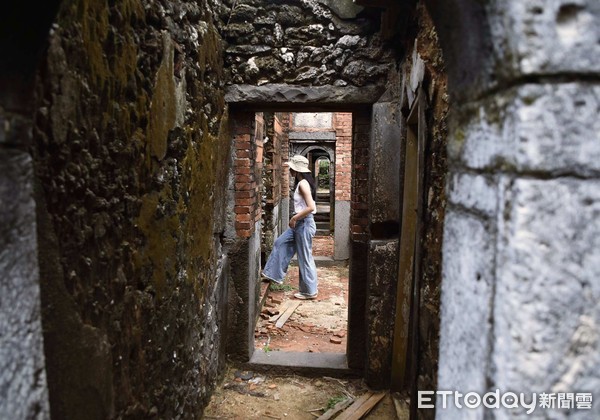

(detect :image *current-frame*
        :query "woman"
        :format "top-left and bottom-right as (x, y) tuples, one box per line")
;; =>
(262, 155), (318, 300)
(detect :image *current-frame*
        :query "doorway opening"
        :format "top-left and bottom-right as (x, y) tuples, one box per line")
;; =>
(226, 105), (369, 375)
(256, 111), (351, 357)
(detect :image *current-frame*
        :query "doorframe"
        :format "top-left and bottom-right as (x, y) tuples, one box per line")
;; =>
(224, 88), (377, 374)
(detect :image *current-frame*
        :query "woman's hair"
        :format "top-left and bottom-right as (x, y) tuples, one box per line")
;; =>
(295, 171), (317, 201)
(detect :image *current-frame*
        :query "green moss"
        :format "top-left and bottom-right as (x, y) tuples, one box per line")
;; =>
(56, 0), (145, 139)
(136, 192), (179, 297)
(179, 108), (230, 300)
(198, 24), (225, 81)
(453, 128), (465, 144)
(78, 0), (110, 90)
(146, 34), (177, 161)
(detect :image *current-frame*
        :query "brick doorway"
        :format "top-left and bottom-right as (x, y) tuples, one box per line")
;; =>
(225, 103), (372, 376)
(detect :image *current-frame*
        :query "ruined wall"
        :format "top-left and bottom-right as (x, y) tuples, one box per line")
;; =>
(261, 112), (287, 259)
(227, 110), (263, 360)
(333, 113), (352, 202)
(347, 108), (371, 370)
(32, 0), (231, 417)
(426, 0), (600, 417)
(221, 0), (394, 88)
(0, 3), (60, 417)
(333, 113), (352, 260)
(361, 0), (447, 399)
(409, 5), (448, 418)
(0, 135), (50, 420)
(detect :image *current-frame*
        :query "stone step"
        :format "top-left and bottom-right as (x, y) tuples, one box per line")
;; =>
(290, 255), (348, 267)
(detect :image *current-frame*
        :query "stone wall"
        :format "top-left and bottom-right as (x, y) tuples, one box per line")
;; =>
(31, 0), (231, 417)
(428, 0), (600, 417)
(411, 6), (448, 418)
(0, 150), (50, 419)
(0, 2), (60, 418)
(220, 0), (394, 87)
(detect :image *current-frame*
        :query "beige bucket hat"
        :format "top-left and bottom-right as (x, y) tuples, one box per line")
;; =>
(285, 155), (310, 173)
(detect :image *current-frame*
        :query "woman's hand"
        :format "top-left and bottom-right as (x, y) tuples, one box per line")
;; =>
(289, 216), (298, 229)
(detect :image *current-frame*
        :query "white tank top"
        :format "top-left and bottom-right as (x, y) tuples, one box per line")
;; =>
(294, 179), (317, 214)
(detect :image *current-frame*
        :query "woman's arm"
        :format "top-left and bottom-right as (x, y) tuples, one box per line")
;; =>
(289, 179), (316, 228)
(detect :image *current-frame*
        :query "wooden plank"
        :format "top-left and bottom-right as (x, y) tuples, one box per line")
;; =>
(269, 300), (292, 322)
(391, 103), (419, 389)
(393, 394), (410, 420)
(408, 86), (427, 419)
(316, 398), (353, 420)
(275, 301), (301, 328)
(336, 392), (386, 420)
(350, 393), (386, 419)
(333, 392), (373, 420)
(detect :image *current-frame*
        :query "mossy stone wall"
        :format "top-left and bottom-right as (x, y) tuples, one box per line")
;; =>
(33, 0), (231, 417)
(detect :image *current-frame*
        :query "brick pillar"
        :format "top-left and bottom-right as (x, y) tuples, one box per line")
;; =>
(351, 112), (371, 243)
(347, 108), (371, 370)
(333, 112), (352, 260)
(233, 112), (260, 238)
(334, 113), (352, 202)
(228, 111), (263, 361)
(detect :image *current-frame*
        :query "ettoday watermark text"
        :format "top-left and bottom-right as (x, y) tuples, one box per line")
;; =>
(418, 390), (593, 414)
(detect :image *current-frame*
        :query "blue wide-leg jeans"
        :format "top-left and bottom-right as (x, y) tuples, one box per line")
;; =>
(262, 215), (318, 296)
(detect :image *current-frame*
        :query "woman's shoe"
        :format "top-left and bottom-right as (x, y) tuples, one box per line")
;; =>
(293, 292), (317, 300)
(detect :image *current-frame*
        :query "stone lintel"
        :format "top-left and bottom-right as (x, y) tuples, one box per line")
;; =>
(289, 131), (337, 140)
(225, 84), (384, 108)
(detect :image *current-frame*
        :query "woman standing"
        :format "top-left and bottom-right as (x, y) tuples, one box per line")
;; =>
(262, 155), (318, 300)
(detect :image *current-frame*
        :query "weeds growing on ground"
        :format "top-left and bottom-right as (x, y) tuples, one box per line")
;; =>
(269, 282), (294, 292)
(326, 395), (347, 410)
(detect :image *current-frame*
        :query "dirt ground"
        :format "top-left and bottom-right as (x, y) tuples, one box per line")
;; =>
(204, 366), (404, 419)
(205, 238), (407, 419)
(255, 264), (348, 353)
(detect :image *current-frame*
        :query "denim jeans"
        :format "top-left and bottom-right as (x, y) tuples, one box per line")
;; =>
(262, 215), (318, 295)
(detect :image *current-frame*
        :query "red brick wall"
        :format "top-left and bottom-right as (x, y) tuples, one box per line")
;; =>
(279, 113), (290, 195)
(333, 113), (352, 201)
(233, 111), (261, 238)
(268, 113), (287, 205)
(351, 110), (370, 242)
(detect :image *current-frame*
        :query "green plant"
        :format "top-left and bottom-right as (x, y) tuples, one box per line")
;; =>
(269, 282), (294, 292)
(326, 395), (347, 410)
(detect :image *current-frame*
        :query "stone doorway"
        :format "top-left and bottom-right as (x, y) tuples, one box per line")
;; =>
(225, 87), (376, 376)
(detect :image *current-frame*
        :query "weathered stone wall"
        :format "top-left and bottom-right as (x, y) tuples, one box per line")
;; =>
(0, 3), (60, 417)
(0, 150), (50, 419)
(428, 0), (600, 417)
(32, 0), (231, 417)
(220, 0), (394, 87)
(411, 6), (448, 418)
